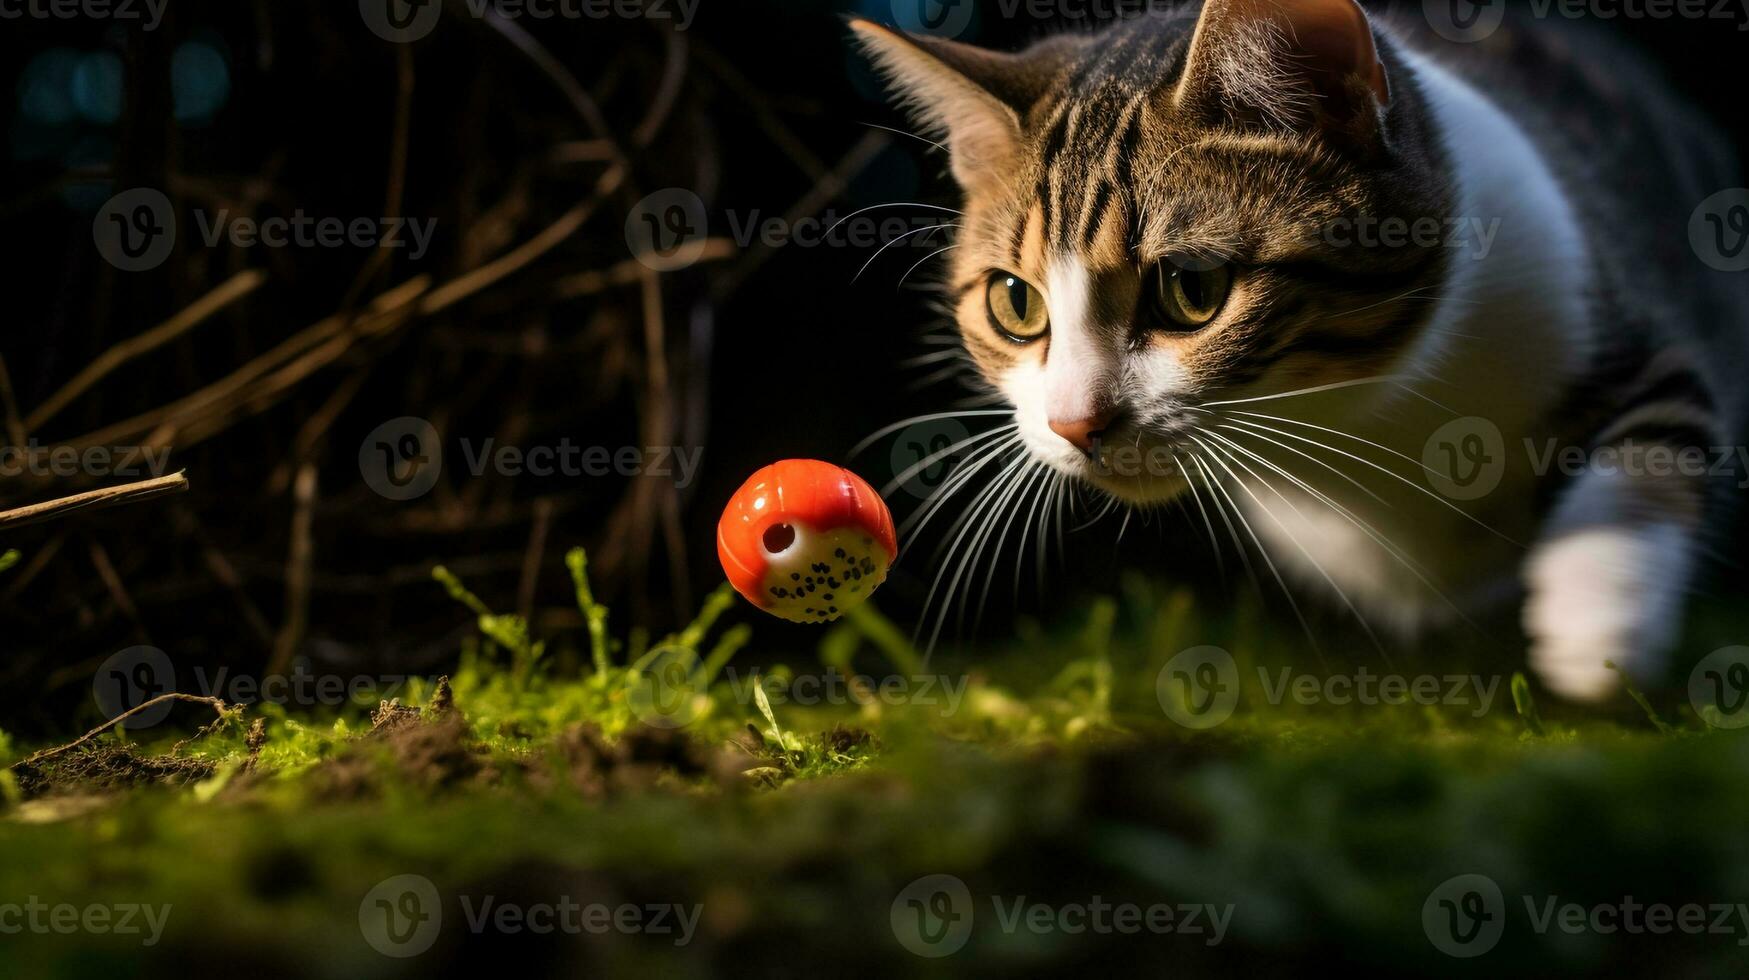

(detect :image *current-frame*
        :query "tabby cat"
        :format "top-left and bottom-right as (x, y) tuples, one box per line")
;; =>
(852, 0), (1749, 699)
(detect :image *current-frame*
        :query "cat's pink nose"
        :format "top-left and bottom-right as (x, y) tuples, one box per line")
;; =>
(1049, 412), (1114, 454)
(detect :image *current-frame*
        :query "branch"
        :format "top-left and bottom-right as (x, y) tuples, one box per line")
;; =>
(0, 471), (190, 531)
(11, 693), (231, 770)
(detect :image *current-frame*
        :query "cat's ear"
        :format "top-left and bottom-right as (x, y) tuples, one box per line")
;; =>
(850, 19), (1056, 196)
(1174, 0), (1390, 140)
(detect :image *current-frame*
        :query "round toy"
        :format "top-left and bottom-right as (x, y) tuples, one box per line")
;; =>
(717, 460), (898, 623)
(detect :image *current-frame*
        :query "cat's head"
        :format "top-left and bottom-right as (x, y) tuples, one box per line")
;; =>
(853, 0), (1451, 504)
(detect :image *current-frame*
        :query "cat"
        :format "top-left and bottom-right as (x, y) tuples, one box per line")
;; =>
(851, 0), (1749, 700)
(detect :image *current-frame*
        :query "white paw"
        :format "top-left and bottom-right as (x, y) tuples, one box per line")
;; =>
(1523, 524), (1689, 702)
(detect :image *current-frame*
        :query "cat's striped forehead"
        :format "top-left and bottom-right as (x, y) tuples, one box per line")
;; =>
(959, 18), (1375, 291)
(944, 12), (1447, 397)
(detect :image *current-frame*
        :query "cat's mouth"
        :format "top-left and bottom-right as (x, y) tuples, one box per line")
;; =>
(1028, 423), (1196, 505)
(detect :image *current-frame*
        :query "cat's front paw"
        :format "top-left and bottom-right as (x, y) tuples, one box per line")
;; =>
(1522, 525), (1688, 702)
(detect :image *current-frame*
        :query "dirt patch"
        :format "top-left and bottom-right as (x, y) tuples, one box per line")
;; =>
(553, 723), (751, 797)
(312, 713), (489, 801)
(10, 743), (216, 800)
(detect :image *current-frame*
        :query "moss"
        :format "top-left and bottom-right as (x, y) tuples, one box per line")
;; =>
(2, 554), (1744, 977)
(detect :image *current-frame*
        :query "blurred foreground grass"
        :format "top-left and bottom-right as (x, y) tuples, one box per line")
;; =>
(3, 549), (1746, 979)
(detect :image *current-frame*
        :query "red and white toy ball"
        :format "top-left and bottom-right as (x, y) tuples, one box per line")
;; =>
(717, 460), (898, 623)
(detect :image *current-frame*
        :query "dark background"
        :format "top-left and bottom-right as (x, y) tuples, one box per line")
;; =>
(1, 0), (1745, 736)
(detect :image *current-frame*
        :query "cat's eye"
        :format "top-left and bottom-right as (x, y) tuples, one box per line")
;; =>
(1152, 259), (1232, 330)
(985, 272), (1049, 343)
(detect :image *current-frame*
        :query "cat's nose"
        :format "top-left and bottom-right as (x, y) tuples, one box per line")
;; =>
(1049, 411), (1115, 454)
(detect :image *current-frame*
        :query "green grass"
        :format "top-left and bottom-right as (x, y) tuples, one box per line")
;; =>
(3, 549), (1746, 978)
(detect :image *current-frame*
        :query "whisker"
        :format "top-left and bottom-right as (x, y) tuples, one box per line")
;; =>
(856, 121), (949, 154)
(1013, 462), (1053, 604)
(976, 461), (1049, 633)
(1174, 450), (1228, 580)
(1211, 421), (1389, 507)
(1193, 374), (1408, 409)
(1195, 434), (1385, 658)
(1209, 426), (1475, 631)
(824, 201), (963, 239)
(959, 456), (1041, 637)
(880, 423), (1017, 497)
(1070, 491), (1120, 533)
(1219, 414), (1524, 547)
(899, 348), (971, 368)
(853, 223), (959, 283)
(1188, 449), (1318, 656)
(918, 450), (1032, 656)
(902, 434), (1023, 540)
(849, 410), (1014, 459)
(901, 245), (961, 288)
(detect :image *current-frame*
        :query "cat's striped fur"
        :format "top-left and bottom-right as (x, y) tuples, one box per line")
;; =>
(853, 0), (1748, 699)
